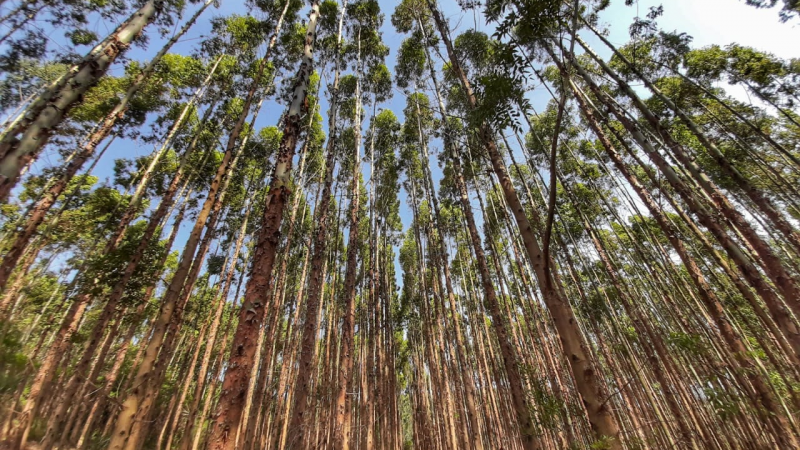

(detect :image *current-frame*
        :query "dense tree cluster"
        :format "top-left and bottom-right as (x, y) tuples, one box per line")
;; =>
(0, 0), (798, 449)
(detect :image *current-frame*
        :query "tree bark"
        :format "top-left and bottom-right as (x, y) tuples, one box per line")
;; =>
(0, 0), (160, 200)
(208, 3), (320, 448)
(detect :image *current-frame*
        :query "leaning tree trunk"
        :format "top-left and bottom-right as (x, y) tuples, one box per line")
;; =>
(121, 94), (256, 450)
(0, 0), (161, 200)
(425, 2), (621, 447)
(103, 60), (222, 255)
(10, 292), (89, 450)
(105, 94), (252, 450)
(178, 199), (251, 450)
(73, 203), (185, 449)
(569, 37), (800, 309)
(0, 22), (220, 291)
(566, 59), (799, 448)
(37, 69), (220, 450)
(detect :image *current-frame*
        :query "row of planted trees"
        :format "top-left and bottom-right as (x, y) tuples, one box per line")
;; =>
(0, 0), (799, 449)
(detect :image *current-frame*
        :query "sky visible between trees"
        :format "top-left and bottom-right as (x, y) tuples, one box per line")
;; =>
(0, 0), (799, 449)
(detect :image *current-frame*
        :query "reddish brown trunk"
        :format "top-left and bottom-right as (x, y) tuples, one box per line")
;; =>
(0, 242), (40, 317)
(570, 37), (800, 311)
(285, 4), (343, 442)
(0, 1), (159, 200)
(179, 204), (251, 450)
(209, 4), (319, 448)
(448, 149), (539, 449)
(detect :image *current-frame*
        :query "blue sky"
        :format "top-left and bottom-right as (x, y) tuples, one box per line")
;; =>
(7, 0), (797, 283)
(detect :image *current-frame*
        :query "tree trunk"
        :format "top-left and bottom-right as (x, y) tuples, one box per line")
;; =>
(425, 2), (621, 447)
(285, 2), (346, 445)
(208, 2), (320, 448)
(567, 67), (799, 448)
(0, 0), (160, 200)
(10, 292), (89, 450)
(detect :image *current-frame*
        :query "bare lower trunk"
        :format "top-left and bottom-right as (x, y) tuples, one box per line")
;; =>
(11, 293), (89, 450)
(426, 2), (619, 446)
(208, 3), (319, 448)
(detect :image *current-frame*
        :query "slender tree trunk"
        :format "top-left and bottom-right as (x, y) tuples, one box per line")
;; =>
(285, 2), (345, 445)
(416, 50), (484, 448)
(208, 3), (320, 448)
(103, 59), (222, 253)
(569, 37), (800, 309)
(178, 202), (252, 450)
(0, 241), (40, 317)
(10, 292), (89, 450)
(106, 97), (249, 450)
(0, 40), (220, 293)
(567, 68), (799, 448)
(161, 322), (209, 450)
(0, 0), (161, 200)
(333, 25), (365, 450)
(427, 2), (620, 446)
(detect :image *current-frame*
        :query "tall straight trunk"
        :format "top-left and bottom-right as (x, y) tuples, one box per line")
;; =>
(58, 306), (127, 447)
(123, 105), (253, 450)
(242, 150), (314, 450)
(286, 1), (346, 445)
(333, 26), (364, 450)
(241, 92), (318, 450)
(10, 291), (89, 450)
(75, 307), (143, 449)
(160, 321), (209, 450)
(425, 2), (620, 447)
(0, 0), (161, 200)
(406, 173), (459, 450)
(106, 78), (259, 450)
(365, 110), (381, 450)
(189, 257), (248, 450)
(208, 3), (320, 449)
(39, 93), (218, 450)
(74, 201), (184, 446)
(179, 202), (252, 450)
(104, 62), (222, 254)
(417, 46), (484, 448)
(0, 45), (221, 291)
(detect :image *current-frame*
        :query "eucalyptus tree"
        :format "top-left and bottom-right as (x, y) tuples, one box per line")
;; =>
(2, 180), (149, 450)
(410, 0), (624, 447)
(0, 0), (216, 297)
(331, 3), (390, 447)
(553, 43), (800, 450)
(0, 0), (191, 201)
(1, 1), (799, 449)
(283, 0), (352, 445)
(368, 108), (403, 449)
(208, 0), (324, 448)
(103, 10), (286, 449)
(0, 50), (210, 290)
